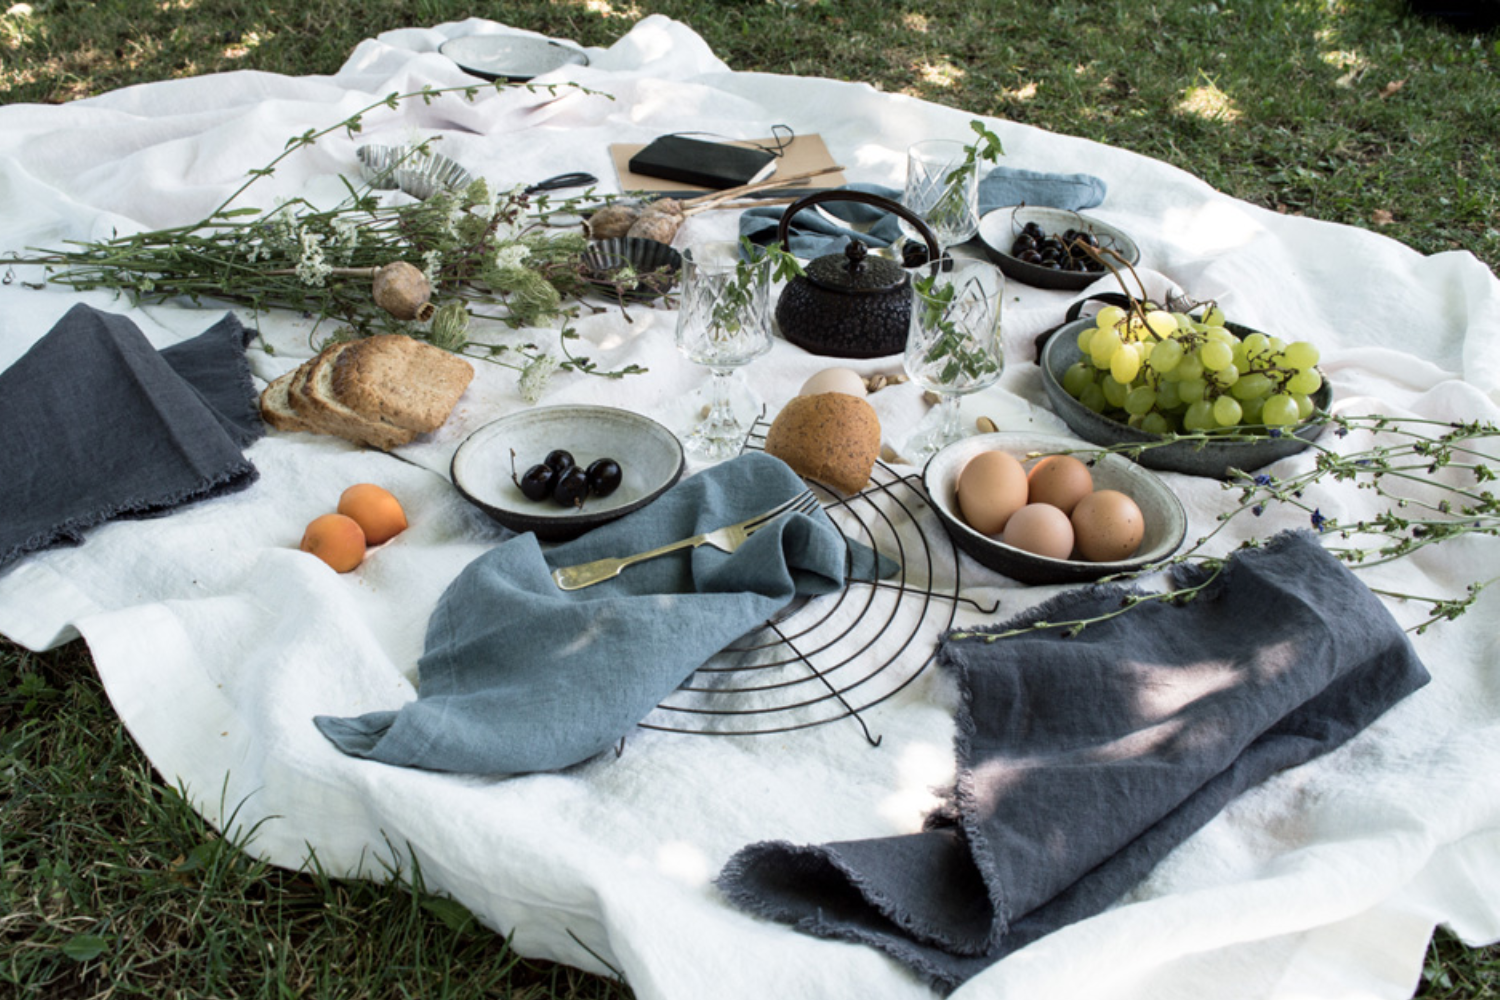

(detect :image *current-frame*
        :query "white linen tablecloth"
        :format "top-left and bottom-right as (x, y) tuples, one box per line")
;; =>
(3, 16), (1498, 1000)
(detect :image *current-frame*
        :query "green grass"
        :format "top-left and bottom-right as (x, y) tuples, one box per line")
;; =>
(2, 0), (1499, 996)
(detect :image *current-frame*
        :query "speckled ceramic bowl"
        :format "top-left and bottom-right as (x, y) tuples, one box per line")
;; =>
(452, 406), (684, 542)
(923, 432), (1187, 585)
(978, 206), (1140, 291)
(1039, 317), (1332, 479)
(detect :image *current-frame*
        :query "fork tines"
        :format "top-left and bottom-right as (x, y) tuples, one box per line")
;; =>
(745, 489), (821, 535)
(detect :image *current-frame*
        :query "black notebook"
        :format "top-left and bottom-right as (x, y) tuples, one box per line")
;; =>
(627, 135), (778, 190)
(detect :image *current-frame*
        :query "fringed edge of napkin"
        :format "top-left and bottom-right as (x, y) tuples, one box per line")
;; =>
(716, 840), (983, 990)
(0, 460), (259, 573)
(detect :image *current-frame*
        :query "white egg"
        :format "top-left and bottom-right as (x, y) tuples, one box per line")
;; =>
(798, 367), (868, 398)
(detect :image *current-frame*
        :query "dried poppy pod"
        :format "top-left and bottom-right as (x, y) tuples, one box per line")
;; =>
(586, 202), (643, 240)
(372, 261), (435, 322)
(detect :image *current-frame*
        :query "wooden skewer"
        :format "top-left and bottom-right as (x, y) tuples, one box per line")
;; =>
(682, 196), (800, 216)
(681, 165), (846, 209)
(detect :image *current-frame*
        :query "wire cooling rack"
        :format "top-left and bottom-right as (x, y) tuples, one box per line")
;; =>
(638, 414), (995, 745)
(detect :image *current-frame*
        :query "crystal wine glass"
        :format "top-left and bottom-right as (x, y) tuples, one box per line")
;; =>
(902, 258), (1005, 459)
(674, 240), (774, 460)
(902, 139), (980, 256)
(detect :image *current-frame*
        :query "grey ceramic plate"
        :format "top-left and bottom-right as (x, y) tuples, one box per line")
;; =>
(1039, 317), (1332, 479)
(451, 406), (684, 542)
(978, 205), (1139, 291)
(439, 35), (589, 82)
(923, 432), (1187, 585)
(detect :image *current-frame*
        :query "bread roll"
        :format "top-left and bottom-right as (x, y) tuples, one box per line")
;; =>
(764, 392), (881, 495)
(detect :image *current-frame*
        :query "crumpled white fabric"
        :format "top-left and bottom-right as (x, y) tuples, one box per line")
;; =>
(2, 15), (1498, 1000)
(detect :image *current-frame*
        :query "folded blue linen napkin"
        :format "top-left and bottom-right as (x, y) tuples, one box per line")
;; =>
(718, 531), (1430, 994)
(0, 304), (263, 573)
(316, 452), (892, 775)
(740, 168), (1107, 259)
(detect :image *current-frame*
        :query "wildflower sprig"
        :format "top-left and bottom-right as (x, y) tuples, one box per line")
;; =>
(910, 269), (1002, 384)
(8, 80), (648, 391)
(927, 119), (1004, 229)
(949, 413), (1500, 642)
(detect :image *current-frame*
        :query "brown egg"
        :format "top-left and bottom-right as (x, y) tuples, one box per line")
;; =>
(1001, 503), (1076, 560)
(957, 451), (1029, 536)
(1071, 489), (1145, 562)
(1026, 454), (1094, 516)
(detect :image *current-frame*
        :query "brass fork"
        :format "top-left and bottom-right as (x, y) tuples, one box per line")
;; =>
(551, 489), (821, 591)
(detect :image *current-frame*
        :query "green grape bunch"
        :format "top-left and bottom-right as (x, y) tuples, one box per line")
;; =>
(1060, 303), (1324, 435)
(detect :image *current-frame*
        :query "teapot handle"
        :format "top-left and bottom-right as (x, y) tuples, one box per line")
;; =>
(774, 189), (942, 264)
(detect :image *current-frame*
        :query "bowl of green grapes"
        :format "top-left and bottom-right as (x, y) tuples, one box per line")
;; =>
(1039, 303), (1332, 478)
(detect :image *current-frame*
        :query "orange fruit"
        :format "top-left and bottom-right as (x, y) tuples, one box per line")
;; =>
(337, 484), (408, 545)
(300, 513), (367, 573)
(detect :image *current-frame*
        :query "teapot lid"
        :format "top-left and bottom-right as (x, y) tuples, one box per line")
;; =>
(805, 240), (908, 296)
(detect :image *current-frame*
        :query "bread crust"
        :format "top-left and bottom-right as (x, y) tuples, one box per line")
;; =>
(262, 335), (474, 451)
(764, 392), (882, 495)
(259, 365), (317, 432)
(294, 342), (417, 451)
(330, 334), (473, 434)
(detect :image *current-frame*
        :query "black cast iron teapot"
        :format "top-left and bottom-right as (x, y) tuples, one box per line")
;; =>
(774, 190), (941, 359)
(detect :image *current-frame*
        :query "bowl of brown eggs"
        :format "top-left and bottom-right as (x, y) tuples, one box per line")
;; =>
(923, 432), (1187, 585)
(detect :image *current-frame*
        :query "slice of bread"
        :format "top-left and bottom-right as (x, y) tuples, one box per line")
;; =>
(260, 335), (475, 451)
(259, 364), (317, 432)
(294, 341), (418, 452)
(330, 334), (474, 434)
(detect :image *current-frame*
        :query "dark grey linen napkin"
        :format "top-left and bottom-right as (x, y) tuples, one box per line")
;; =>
(0, 304), (263, 573)
(316, 452), (891, 775)
(740, 170), (1108, 259)
(718, 531), (1430, 994)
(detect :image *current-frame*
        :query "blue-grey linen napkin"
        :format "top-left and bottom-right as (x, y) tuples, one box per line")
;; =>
(739, 169), (1108, 259)
(0, 304), (263, 573)
(718, 531), (1430, 994)
(316, 452), (892, 775)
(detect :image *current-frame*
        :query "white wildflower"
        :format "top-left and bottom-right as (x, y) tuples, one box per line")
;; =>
(294, 227), (331, 286)
(518, 353), (559, 403)
(331, 217), (358, 246)
(494, 242), (530, 270)
(421, 249), (443, 281)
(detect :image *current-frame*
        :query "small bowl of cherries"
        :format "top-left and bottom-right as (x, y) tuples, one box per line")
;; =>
(451, 406), (685, 541)
(977, 205), (1140, 291)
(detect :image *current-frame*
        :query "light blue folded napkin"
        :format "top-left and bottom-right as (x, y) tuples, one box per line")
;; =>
(740, 169), (1107, 259)
(315, 452), (892, 775)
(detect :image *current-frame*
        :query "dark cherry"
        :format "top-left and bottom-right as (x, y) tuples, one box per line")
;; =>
(552, 467), (591, 508)
(518, 463), (556, 502)
(586, 458), (623, 498)
(544, 449), (575, 476)
(1018, 249), (1044, 264)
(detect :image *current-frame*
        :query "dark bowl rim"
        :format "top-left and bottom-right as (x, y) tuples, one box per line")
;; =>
(1038, 316), (1332, 477)
(921, 432), (1189, 585)
(978, 206), (1141, 291)
(449, 405), (685, 542)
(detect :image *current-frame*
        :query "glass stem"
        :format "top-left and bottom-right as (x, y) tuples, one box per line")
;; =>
(936, 393), (964, 443)
(703, 369), (738, 437)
